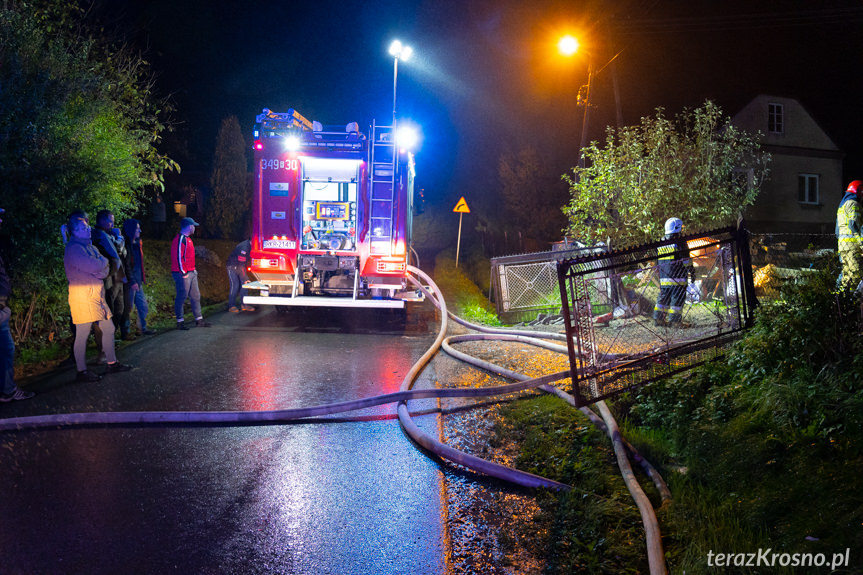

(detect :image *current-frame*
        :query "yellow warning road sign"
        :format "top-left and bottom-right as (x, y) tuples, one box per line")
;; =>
(453, 197), (470, 213)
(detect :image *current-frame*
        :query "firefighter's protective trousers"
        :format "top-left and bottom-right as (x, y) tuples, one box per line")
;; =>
(837, 197), (863, 291)
(654, 238), (692, 324)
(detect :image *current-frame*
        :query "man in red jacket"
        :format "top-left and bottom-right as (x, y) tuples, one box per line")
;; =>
(171, 217), (211, 330)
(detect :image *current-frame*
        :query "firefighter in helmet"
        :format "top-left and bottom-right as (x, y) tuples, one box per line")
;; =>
(653, 217), (693, 327)
(836, 180), (863, 292)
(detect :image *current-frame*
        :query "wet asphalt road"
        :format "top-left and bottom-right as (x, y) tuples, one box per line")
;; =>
(0, 307), (446, 574)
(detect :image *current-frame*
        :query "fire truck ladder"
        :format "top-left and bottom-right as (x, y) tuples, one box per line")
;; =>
(369, 122), (396, 257)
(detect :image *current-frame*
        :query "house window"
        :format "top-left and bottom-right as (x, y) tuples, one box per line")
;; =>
(798, 174), (819, 205)
(768, 103), (784, 134)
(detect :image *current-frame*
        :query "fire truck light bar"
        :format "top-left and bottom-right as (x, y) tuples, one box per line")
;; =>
(302, 140), (364, 150)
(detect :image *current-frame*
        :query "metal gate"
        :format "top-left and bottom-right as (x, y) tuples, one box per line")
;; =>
(557, 226), (758, 407)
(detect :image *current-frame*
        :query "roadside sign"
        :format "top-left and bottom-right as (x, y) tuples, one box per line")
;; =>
(453, 197), (470, 213)
(453, 197), (471, 267)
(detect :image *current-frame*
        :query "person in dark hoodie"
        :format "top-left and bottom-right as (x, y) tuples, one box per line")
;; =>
(226, 239), (255, 313)
(121, 218), (154, 337)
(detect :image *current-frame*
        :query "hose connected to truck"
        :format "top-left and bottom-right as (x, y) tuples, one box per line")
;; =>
(0, 265), (669, 573)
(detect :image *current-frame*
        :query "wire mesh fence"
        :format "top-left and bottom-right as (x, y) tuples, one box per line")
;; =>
(557, 226), (758, 407)
(748, 232), (835, 301)
(490, 245), (603, 324)
(488, 226), (841, 406)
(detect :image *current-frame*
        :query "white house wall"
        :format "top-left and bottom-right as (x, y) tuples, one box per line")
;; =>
(732, 95), (844, 242)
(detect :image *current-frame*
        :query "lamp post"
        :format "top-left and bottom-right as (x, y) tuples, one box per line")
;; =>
(558, 35), (623, 169)
(558, 35), (592, 169)
(388, 40), (413, 128)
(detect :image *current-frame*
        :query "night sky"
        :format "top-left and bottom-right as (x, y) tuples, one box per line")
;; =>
(111, 0), (863, 212)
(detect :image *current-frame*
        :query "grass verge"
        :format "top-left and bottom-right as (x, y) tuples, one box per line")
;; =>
(431, 252), (502, 326)
(489, 261), (863, 573)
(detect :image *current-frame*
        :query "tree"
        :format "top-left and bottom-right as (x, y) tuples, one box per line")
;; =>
(0, 2), (176, 341)
(206, 116), (249, 239)
(498, 145), (569, 243)
(562, 101), (770, 247)
(0, 2), (176, 271)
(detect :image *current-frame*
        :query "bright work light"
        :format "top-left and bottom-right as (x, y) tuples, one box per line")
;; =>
(396, 126), (418, 150)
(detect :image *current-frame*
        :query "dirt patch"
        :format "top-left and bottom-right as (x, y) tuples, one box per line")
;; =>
(432, 322), (570, 574)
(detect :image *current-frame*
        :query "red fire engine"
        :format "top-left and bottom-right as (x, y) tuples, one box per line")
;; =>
(244, 108), (417, 308)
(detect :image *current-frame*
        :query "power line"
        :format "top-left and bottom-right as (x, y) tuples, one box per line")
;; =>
(617, 7), (863, 34)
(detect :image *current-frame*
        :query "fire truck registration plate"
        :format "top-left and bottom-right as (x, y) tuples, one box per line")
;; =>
(263, 239), (296, 249)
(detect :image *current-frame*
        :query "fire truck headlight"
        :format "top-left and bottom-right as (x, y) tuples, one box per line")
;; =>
(285, 136), (301, 151)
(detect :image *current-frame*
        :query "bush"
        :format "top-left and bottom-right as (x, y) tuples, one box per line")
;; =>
(621, 259), (863, 568)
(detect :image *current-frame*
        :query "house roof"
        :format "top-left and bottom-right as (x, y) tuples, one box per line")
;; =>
(731, 95), (840, 152)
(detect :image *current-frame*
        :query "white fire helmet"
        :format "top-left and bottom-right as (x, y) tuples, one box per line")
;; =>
(664, 217), (683, 235)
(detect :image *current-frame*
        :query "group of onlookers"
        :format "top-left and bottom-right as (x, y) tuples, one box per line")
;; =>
(62, 210), (135, 382)
(0, 200), (258, 403)
(61, 211), (221, 381)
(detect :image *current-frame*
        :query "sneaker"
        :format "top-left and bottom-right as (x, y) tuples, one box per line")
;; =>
(177, 322), (190, 331)
(228, 306), (240, 313)
(195, 319), (212, 328)
(241, 306), (256, 312)
(105, 362), (133, 374)
(0, 388), (35, 402)
(141, 329), (156, 336)
(76, 370), (102, 383)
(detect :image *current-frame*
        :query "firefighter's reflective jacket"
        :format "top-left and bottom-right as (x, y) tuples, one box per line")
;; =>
(657, 234), (693, 287)
(836, 193), (862, 252)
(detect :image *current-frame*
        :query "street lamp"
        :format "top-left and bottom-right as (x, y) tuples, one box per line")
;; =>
(389, 40), (413, 128)
(558, 35), (593, 168)
(557, 34), (579, 57)
(558, 34), (625, 167)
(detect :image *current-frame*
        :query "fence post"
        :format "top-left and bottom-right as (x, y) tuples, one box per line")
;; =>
(735, 219), (759, 327)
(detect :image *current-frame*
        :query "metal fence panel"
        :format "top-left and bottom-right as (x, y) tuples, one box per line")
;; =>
(557, 226), (758, 407)
(491, 246), (600, 324)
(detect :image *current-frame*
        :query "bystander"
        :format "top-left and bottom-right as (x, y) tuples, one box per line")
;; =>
(171, 217), (211, 330)
(0, 207), (35, 402)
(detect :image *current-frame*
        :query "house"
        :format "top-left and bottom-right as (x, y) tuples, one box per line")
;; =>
(731, 95), (844, 246)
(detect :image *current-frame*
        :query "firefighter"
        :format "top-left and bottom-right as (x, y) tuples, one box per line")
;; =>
(836, 180), (863, 292)
(653, 217), (693, 327)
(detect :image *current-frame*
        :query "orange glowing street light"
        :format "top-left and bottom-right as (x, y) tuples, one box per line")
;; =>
(557, 34), (580, 57)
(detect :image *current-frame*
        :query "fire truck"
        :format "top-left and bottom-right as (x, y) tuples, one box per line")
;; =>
(243, 108), (418, 309)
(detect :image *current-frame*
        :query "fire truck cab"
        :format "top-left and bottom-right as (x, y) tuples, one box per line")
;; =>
(244, 108), (417, 308)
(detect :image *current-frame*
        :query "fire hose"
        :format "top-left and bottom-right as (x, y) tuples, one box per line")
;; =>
(405, 266), (668, 575)
(0, 264), (669, 572)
